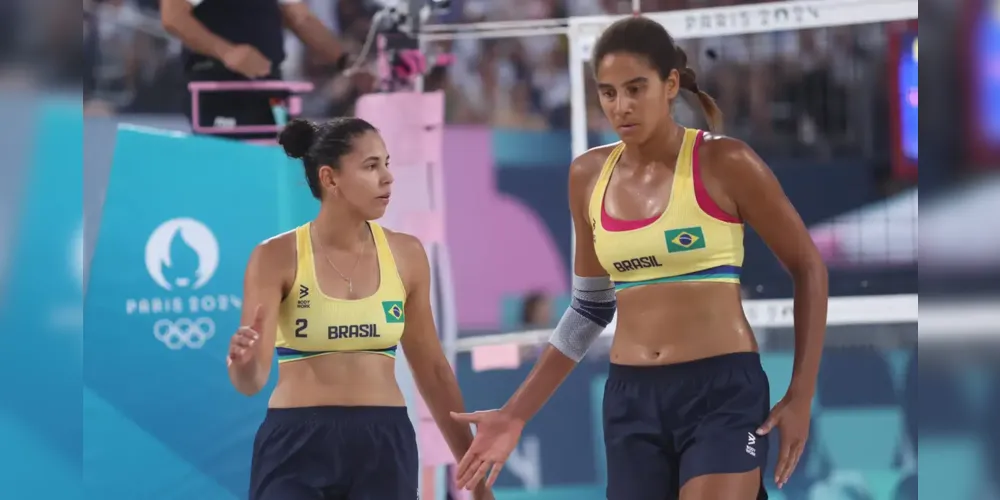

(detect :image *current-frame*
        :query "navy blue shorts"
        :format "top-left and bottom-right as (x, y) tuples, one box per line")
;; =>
(603, 352), (770, 500)
(249, 406), (418, 500)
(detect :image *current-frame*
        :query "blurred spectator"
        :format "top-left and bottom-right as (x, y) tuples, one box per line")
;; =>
(520, 291), (554, 329)
(85, 0), (188, 114)
(159, 0), (346, 137)
(518, 291), (554, 361)
(89, 0), (145, 110)
(84, 0), (900, 161)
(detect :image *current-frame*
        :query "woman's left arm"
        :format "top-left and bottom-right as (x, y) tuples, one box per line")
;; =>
(714, 138), (828, 396)
(709, 137), (828, 488)
(395, 234), (476, 460)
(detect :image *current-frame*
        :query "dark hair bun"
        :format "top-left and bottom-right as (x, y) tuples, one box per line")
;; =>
(279, 119), (316, 159)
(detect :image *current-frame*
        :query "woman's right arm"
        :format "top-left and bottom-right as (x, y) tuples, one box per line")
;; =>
(228, 238), (286, 395)
(499, 153), (614, 424)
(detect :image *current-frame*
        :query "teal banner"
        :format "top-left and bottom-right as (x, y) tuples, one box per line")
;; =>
(83, 128), (313, 498)
(0, 99), (83, 498)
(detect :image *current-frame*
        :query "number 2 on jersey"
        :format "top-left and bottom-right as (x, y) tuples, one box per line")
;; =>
(295, 318), (308, 337)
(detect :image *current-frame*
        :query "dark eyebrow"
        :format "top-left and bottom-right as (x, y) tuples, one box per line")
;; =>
(364, 155), (382, 163)
(597, 76), (649, 89)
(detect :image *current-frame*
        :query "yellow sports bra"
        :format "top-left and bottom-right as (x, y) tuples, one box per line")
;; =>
(275, 222), (406, 363)
(589, 128), (744, 291)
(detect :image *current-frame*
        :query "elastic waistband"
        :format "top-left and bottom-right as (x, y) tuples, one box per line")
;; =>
(609, 351), (760, 382)
(264, 406), (409, 425)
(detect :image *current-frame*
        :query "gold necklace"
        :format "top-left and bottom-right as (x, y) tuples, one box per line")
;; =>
(311, 224), (368, 294)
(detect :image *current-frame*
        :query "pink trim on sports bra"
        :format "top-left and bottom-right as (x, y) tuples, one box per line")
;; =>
(601, 199), (660, 232)
(692, 131), (742, 224)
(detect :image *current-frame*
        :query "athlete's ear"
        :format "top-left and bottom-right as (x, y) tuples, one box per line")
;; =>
(664, 68), (680, 100)
(317, 164), (338, 193)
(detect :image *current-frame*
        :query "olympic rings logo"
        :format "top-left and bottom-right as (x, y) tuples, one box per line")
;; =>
(153, 317), (216, 350)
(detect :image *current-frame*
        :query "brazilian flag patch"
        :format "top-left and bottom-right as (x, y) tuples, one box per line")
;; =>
(381, 301), (405, 323)
(664, 227), (706, 253)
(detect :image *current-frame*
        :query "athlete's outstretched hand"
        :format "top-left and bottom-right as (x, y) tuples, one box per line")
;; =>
(451, 410), (525, 490)
(227, 305), (263, 369)
(756, 392), (812, 489)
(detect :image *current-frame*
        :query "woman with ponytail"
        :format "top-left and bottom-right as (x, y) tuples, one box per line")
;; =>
(451, 15), (828, 500)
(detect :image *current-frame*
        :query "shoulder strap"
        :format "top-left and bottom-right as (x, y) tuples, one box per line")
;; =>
(588, 142), (626, 228)
(368, 222), (390, 254)
(674, 129), (699, 180)
(295, 223), (313, 267)
(367, 222), (405, 292)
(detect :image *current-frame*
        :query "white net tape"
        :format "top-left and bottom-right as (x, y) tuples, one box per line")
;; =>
(454, 294), (1000, 352)
(455, 295), (914, 352)
(569, 0), (919, 61)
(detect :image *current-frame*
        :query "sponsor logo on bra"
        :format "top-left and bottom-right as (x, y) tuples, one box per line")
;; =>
(297, 285), (310, 309)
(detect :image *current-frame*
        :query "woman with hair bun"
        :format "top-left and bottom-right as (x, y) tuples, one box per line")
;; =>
(226, 117), (492, 500)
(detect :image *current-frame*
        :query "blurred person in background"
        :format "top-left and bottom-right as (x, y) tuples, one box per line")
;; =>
(518, 292), (554, 361)
(520, 292), (554, 330)
(311, 0), (380, 116)
(85, 0), (189, 115)
(87, 0), (147, 112)
(159, 0), (348, 137)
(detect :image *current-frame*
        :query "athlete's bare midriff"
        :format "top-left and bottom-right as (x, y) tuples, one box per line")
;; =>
(269, 353), (406, 408)
(609, 282), (757, 366)
(580, 143), (757, 367)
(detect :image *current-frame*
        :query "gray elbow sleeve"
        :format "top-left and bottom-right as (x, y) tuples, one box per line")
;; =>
(548, 275), (617, 362)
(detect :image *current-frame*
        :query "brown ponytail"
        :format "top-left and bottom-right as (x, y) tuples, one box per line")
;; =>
(675, 48), (724, 133)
